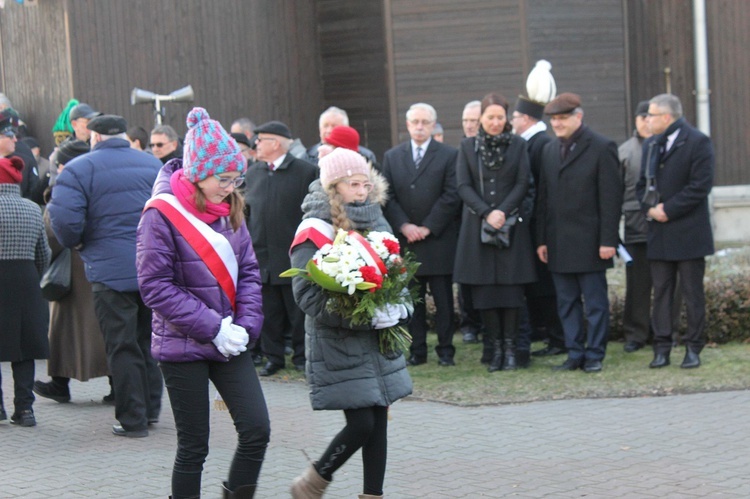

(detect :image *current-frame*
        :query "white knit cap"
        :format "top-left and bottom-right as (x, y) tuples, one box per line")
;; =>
(318, 147), (370, 188)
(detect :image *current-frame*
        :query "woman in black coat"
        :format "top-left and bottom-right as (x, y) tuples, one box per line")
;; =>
(453, 93), (537, 371)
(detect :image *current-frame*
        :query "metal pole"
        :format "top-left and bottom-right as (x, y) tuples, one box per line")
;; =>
(693, 0), (711, 136)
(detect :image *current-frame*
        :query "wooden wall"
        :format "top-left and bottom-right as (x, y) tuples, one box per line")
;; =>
(314, 0), (391, 157)
(0, 1), (71, 155)
(1, 0), (325, 157)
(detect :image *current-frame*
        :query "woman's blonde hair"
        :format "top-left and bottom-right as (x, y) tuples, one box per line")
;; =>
(326, 184), (354, 231)
(193, 188), (246, 231)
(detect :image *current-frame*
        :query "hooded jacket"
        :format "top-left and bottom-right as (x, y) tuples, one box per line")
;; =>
(291, 174), (412, 410)
(136, 160), (264, 362)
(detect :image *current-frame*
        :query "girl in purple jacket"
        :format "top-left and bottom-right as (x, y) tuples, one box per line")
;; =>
(136, 108), (268, 499)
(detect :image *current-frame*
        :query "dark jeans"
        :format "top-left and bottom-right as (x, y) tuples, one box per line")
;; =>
(650, 258), (707, 354)
(409, 275), (456, 360)
(551, 271), (610, 361)
(0, 359), (35, 412)
(260, 284), (305, 367)
(160, 353), (270, 498)
(316, 406), (388, 496)
(92, 285), (163, 431)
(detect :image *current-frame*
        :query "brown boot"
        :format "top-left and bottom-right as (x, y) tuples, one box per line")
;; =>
(290, 465), (330, 498)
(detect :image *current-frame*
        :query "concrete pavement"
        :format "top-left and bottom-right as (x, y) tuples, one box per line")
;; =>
(1, 360), (749, 498)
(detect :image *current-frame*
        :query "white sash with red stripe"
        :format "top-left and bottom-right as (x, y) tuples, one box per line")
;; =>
(290, 218), (335, 251)
(144, 193), (238, 309)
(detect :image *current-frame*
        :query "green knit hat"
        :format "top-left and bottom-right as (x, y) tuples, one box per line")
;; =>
(52, 99), (78, 145)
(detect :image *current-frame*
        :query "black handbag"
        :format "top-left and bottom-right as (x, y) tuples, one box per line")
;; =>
(477, 148), (520, 248)
(40, 247), (72, 301)
(481, 211), (519, 248)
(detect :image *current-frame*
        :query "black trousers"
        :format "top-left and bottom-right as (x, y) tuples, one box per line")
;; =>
(92, 285), (163, 431)
(260, 284), (305, 367)
(551, 271), (610, 361)
(409, 274), (455, 360)
(160, 353), (270, 498)
(458, 283), (482, 333)
(650, 258), (707, 354)
(316, 406), (388, 496)
(0, 359), (35, 412)
(623, 242), (652, 345)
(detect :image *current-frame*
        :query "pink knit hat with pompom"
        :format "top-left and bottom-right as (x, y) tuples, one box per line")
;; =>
(182, 107), (246, 182)
(318, 148), (370, 188)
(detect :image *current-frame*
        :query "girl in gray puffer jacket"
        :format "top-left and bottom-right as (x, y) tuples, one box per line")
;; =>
(136, 108), (268, 499)
(289, 148), (412, 499)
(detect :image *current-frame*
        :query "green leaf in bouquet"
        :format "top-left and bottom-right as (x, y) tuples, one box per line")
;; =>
(306, 259), (348, 293)
(279, 268), (307, 278)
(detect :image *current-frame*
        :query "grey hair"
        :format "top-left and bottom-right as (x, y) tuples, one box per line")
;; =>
(0, 93), (11, 110)
(573, 107), (584, 117)
(406, 103), (437, 122)
(650, 93), (683, 119)
(463, 100), (481, 113)
(319, 106), (349, 127)
(151, 124), (179, 142)
(231, 117), (255, 135)
(97, 132), (129, 141)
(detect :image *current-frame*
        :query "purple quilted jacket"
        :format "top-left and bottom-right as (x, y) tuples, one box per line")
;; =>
(136, 160), (263, 362)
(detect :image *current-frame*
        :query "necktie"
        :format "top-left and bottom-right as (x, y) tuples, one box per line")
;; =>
(269, 162), (275, 171)
(415, 146), (423, 167)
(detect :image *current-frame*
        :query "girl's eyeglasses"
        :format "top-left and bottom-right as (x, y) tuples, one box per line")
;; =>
(343, 180), (373, 192)
(215, 175), (245, 188)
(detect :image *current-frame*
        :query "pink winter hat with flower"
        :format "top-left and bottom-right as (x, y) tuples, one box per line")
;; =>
(318, 147), (370, 189)
(182, 107), (246, 182)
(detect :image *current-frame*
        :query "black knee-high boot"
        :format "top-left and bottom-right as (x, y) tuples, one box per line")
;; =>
(502, 308), (520, 370)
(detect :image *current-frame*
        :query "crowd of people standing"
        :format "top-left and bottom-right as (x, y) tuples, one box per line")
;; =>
(0, 80), (715, 497)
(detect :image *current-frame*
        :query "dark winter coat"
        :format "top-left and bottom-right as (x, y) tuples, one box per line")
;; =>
(619, 132), (648, 244)
(291, 179), (412, 410)
(136, 161), (264, 363)
(536, 126), (622, 273)
(243, 154), (318, 285)
(453, 135), (537, 285)
(47, 138), (162, 292)
(0, 184), (50, 362)
(382, 140), (461, 276)
(635, 120), (714, 261)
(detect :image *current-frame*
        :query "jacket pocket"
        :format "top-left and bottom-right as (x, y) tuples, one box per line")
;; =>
(320, 334), (365, 371)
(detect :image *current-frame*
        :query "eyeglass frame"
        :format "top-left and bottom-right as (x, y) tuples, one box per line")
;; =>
(214, 175), (245, 189)
(149, 142), (167, 148)
(0, 129), (16, 138)
(341, 179), (374, 192)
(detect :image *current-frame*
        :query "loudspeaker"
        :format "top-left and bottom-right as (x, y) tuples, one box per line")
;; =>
(167, 85), (194, 103)
(131, 88), (158, 105)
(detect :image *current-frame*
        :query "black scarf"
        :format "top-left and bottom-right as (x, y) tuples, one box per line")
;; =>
(476, 126), (512, 170)
(647, 117), (686, 177)
(559, 124), (586, 161)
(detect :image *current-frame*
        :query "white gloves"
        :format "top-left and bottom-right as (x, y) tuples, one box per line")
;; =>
(212, 316), (250, 357)
(371, 303), (409, 329)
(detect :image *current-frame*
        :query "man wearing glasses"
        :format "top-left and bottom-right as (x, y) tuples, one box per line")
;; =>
(382, 102), (461, 367)
(149, 125), (182, 164)
(243, 121), (318, 376)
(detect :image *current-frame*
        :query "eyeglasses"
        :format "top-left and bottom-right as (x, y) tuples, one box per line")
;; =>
(149, 142), (167, 148)
(462, 118), (479, 124)
(408, 119), (434, 126)
(342, 179), (373, 192)
(214, 175), (245, 188)
(255, 137), (277, 143)
(0, 129), (16, 138)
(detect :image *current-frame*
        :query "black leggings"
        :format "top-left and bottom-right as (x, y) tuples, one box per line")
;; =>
(481, 307), (519, 343)
(315, 406), (388, 496)
(160, 353), (270, 499)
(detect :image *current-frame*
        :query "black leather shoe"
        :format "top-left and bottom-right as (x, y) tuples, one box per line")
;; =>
(33, 380), (71, 403)
(552, 358), (583, 371)
(623, 341), (644, 353)
(112, 424), (148, 438)
(680, 349), (701, 369)
(437, 357), (455, 367)
(532, 345), (567, 357)
(583, 360), (603, 373)
(407, 355), (427, 366)
(259, 362), (284, 376)
(10, 409), (36, 427)
(649, 352), (670, 368)
(102, 391), (115, 405)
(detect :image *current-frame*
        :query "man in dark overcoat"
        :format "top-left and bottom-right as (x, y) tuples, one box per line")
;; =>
(382, 103), (461, 366)
(511, 97), (566, 366)
(536, 93), (622, 373)
(244, 121), (318, 375)
(636, 93), (714, 369)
